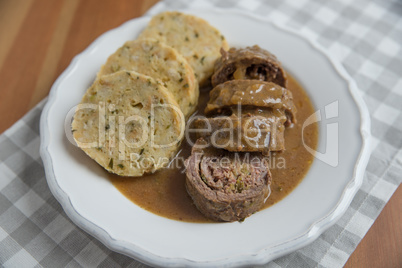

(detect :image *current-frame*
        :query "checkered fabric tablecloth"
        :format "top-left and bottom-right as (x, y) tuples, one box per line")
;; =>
(1, 0), (401, 267)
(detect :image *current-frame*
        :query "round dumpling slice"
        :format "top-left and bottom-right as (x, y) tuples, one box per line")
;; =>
(98, 39), (198, 117)
(138, 11), (229, 86)
(72, 71), (185, 176)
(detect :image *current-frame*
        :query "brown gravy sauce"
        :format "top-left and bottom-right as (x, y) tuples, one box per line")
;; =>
(110, 74), (318, 222)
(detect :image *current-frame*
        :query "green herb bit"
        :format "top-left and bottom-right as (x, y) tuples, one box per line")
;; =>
(236, 179), (244, 193)
(166, 124), (171, 129)
(71, 129), (77, 133)
(221, 35), (224, 40)
(201, 175), (207, 184)
(183, 83), (189, 88)
(185, 36), (189, 41)
(108, 158), (114, 169)
(179, 78), (183, 83)
(147, 79), (152, 86)
(117, 164), (124, 169)
(200, 56), (205, 65)
(194, 32), (199, 38)
(105, 124), (110, 130)
(139, 148), (144, 155)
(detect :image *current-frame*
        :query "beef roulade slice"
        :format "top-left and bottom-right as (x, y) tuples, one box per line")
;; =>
(211, 45), (287, 87)
(185, 139), (271, 222)
(205, 80), (297, 126)
(192, 107), (286, 154)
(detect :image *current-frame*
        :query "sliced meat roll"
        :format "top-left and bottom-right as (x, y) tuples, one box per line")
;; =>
(211, 45), (287, 87)
(185, 138), (271, 222)
(191, 107), (286, 154)
(205, 80), (296, 126)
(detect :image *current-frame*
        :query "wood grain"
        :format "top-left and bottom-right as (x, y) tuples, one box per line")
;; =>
(0, 1), (400, 267)
(344, 185), (401, 268)
(0, 0), (158, 133)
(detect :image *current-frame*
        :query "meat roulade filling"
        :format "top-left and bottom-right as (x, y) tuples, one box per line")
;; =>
(200, 152), (266, 194)
(185, 139), (271, 222)
(211, 45), (287, 88)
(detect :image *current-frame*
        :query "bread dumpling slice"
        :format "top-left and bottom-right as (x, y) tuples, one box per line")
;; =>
(138, 11), (229, 86)
(98, 39), (198, 117)
(72, 71), (185, 176)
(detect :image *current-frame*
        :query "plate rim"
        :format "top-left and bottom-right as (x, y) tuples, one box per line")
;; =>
(40, 8), (372, 267)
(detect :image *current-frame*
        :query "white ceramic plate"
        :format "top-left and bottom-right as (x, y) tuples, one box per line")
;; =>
(40, 8), (371, 267)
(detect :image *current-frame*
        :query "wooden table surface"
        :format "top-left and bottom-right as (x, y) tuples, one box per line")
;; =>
(0, 0), (400, 267)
